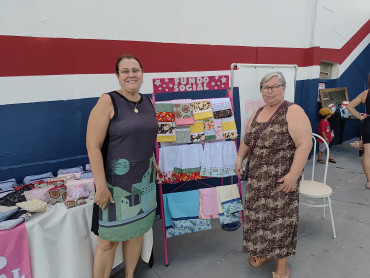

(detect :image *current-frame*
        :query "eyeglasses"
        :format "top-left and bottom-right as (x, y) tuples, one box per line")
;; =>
(260, 84), (284, 93)
(120, 68), (142, 76)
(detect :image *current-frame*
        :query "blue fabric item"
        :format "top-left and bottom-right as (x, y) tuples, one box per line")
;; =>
(0, 207), (19, 222)
(23, 172), (54, 184)
(0, 178), (16, 184)
(57, 166), (83, 176)
(0, 181), (17, 191)
(0, 213), (29, 230)
(79, 171), (94, 179)
(221, 221), (241, 231)
(166, 218), (212, 238)
(0, 189), (15, 199)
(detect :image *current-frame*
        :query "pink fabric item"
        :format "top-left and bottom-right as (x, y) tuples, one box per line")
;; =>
(0, 222), (32, 277)
(71, 185), (89, 200)
(199, 187), (219, 219)
(66, 178), (95, 196)
(24, 185), (55, 203)
(214, 120), (224, 140)
(172, 99), (194, 126)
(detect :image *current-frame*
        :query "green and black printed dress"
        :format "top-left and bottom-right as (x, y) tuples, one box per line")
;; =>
(91, 91), (158, 242)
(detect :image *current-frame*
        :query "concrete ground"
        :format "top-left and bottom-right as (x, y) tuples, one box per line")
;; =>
(112, 140), (370, 278)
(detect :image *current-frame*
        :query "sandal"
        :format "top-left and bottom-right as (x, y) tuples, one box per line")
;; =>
(272, 268), (291, 278)
(250, 256), (272, 267)
(329, 158), (336, 163)
(350, 141), (364, 151)
(317, 159), (325, 164)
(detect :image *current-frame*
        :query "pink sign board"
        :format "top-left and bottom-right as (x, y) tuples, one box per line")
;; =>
(152, 75), (229, 93)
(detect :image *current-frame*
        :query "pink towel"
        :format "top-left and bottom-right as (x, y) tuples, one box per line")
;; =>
(199, 187), (219, 219)
(172, 99), (194, 126)
(0, 222), (32, 277)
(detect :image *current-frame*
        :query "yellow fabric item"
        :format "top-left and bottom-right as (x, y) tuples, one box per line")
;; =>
(221, 121), (237, 131)
(157, 135), (176, 142)
(16, 199), (47, 213)
(190, 121), (204, 133)
(193, 111), (213, 121)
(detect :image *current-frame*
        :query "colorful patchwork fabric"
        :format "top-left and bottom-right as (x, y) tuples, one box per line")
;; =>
(172, 171), (202, 182)
(203, 119), (216, 140)
(221, 117), (238, 139)
(172, 144), (203, 182)
(166, 218), (212, 238)
(192, 100), (213, 120)
(64, 198), (87, 209)
(33, 180), (65, 189)
(48, 174), (76, 183)
(156, 112), (175, 122)
(175, 126), (191, 144)
(190, 121), (205, 142)
(24, 185), (55, 203)
(216, 184), (242, 225)
(157, 122), (176, 142)
(13, 183), (35, 191)
(211, 98), (233, 119)
(48, 185), (67, 205)
(172, 99), (194, 126)
(16, 199), (47, 213)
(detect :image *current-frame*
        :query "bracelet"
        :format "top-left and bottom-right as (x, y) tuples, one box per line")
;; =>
(360, 114), (366, 120)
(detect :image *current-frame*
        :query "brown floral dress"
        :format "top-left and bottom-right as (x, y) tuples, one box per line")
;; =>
(243, 101), (299, 259)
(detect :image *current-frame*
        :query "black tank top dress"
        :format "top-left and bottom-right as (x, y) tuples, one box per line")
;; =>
(91, 91), (158, 242)
(361, 90), (370, 143)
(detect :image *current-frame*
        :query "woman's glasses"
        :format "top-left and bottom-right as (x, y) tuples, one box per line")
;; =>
(261, 85), (284, 93)
(120, 68), (142, 76)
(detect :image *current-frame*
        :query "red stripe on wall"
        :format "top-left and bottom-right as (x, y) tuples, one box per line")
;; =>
(0, 20), (368, 77)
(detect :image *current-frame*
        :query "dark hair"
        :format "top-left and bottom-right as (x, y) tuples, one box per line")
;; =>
(115, 55), (143, 74)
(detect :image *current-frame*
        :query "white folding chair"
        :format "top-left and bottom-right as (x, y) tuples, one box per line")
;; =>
(299, 133), (336, 238)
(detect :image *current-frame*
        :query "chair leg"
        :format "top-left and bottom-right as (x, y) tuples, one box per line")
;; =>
(327, 197), (336, 238)
(323, 198), (326, 219)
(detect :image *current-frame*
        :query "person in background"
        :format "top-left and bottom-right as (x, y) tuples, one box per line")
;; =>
(234, 72), (312, 278)
(86, 54), (160, 278)
(347, 73), (370, 189)
(317, 107), (336, 164)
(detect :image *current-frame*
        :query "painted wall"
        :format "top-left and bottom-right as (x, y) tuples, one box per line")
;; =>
(0, 0), (369, 182)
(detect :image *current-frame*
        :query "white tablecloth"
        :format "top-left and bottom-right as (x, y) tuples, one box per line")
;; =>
(25, 200), (153, 278)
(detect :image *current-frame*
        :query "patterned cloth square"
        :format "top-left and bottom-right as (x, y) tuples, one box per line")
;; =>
(24, 185), (55, 203)
(64, 198), (87, 209)
(16, 199), (47, 213)
(155, 102), (175, 122)
(157, 122), (176, 142)
(203, 119), (216, 141)
(48, 185), (67, 205)
(189, 121), (205, 142)
(213, 119), (224, 140)
(216, 184), (243, 225)
(172, 99), (194, 126)
(48, 174), (77, 183)
(175, 126), (191, 144)
(211, 98), (233, 119)
(192, 100), (213, 120)
(0, 185), (32, 206)
(66, 178), (95, 195)
(221, 117), (238, 139)
(33, 180), (65, 189)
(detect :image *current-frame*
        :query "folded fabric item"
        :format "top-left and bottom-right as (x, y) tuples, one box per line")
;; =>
(221, 117), (238, 139)
(65, 198), (87, 208)
(155, 102), (175, 122)
(0, 185), (31, 206)
(211, 98), (233, 119)
(0, 207), (19, 221)
(67, 184), (90, 201)
(79, 171), (94, 179)
(0, 179), (17, 191)
(24, 185), (55, 203)
(0, 213), (29, 230)
(0, 178), (16, 184)
(23, 172), (54, 184)
(16, 199), (47, 213)
(173, 144), (203, 182)
(157, 122), (176, 142)
(213, 119), (224, 140)
(192, 100), (213, 120)
(157, 145), (179, 184)
(216, 184), (243, 225)
(66, 178), (95, 194)
(175, 126), (191, 144)
(0, 189), (15, 199)
(199, 187), (219, 219)
(190, 120), (205, 142)
(49, 185), (67, 205)
(49, 173), (77, 183)
(57, 166), (84, 176)
(201, 141), (236, 177)
(33, 180), (65, 189)
(203, 119), (216, 141)
(14, 183), (35, 191)
(0, 205), (18, 213)
(172, 99), (194, 126)
(86, 164), (91, 171)
(163, 190), (211, 238)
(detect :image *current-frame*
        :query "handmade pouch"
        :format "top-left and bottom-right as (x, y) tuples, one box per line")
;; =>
(48, 185), (67, 205)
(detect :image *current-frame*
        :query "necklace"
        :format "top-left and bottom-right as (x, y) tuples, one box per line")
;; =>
(127, 99), (139, 113)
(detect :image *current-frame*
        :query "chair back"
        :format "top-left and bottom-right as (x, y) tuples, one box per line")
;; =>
(309, 133), (329, 184)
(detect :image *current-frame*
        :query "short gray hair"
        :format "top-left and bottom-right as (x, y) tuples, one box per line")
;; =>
(260, 71), (286, 88)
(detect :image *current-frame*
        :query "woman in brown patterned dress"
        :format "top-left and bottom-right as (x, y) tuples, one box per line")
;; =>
(234, 72), (312, 278)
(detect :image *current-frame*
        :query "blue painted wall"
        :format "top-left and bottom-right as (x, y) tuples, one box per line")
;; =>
(1, 44), (369, 183)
